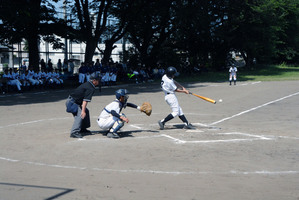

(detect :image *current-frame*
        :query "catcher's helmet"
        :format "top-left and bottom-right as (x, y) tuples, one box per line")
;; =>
(166, 66), (177, 78)
(115, 89), (129, 100)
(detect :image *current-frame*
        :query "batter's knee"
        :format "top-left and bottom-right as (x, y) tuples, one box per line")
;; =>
(171, 111), (179, 118)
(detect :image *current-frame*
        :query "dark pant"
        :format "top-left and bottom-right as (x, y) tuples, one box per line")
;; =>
(66, 98), (90, 135)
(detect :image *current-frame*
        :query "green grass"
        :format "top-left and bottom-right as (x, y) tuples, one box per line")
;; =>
(239, 64), (299, 81)
(177, 64), (299, 83)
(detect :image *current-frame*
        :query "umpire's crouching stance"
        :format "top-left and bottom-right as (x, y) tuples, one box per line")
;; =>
(66, 72), (101, 138)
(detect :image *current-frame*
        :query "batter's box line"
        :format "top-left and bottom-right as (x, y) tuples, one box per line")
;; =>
(132, 122), (212, 130)
(160, 132), (273, 144)
(1, 156), (298, 176)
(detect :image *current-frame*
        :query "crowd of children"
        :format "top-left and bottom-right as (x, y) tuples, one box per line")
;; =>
(78, 59), (118, 86)
(0, 61), (63, 94)
(0, 58), (169, 94)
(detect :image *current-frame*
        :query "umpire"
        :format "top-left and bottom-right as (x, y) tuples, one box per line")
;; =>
(66, 72), (101, 138)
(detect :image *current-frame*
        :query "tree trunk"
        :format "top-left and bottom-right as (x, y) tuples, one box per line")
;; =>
(102, 40), (114, 64)
(27, 35), (40, 72)
(26, 0), (42, 72)
(84, 39), (97, 63)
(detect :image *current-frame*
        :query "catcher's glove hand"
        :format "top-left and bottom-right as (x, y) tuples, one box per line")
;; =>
(140, 102), (152, 116)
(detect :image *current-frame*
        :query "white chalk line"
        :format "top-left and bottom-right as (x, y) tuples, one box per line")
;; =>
(160, 132), (273, 144)
(185, 130), (204, 133)
(1, 116), (298, 143)
(0, 117), (72, 129)
(73, 132), (274, 145)
(0, 115), (206, 130)
(209, 81), (261, 87)
(0, 90), (65, 98)
(0, 156), (297, 176)
(129, 124), (142, 129)
(210, 91), (299, 125)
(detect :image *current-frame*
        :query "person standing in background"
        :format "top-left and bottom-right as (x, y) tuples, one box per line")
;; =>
(229, 64), (238, 85)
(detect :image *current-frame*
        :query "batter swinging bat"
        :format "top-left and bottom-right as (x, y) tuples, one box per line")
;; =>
(189, 92), (216, 104)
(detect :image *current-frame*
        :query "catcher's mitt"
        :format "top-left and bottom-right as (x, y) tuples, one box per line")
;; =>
(140, 102), (152, 116)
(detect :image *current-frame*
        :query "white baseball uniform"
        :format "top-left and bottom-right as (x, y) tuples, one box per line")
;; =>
(27, 70), (40, 85)
(161, 74), (183, 117)
(97, 99), (138, 131)
(229, 66), (237, 81)
(97, 100), (123, 130)
(3, 72), (22, 91)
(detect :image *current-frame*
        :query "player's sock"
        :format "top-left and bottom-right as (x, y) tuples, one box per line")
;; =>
(179, 115), (189, 125)
(161, 114), (174, 124)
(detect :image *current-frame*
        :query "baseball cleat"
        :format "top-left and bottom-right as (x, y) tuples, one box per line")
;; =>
(70, 132), (83, 138)
(107, 132), (120, 139)
(183, 123), (196, 129)
(158, 120), (164, 130)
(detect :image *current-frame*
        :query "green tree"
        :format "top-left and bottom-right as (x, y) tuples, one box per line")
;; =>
(0, 0), (66, 71)
(172, 0), (216, 70)
(272, 0), (299, 63)
(70, 0), (111, 63)
(125, 0), (174, 68)
(99, 0), (136, 64)
(222, 0), (299, 67)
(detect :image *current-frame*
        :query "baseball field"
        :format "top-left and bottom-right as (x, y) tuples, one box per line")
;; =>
(0, 80), (298, 200)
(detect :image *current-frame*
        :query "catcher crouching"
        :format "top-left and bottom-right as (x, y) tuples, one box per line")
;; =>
(97, 89), (152, 138)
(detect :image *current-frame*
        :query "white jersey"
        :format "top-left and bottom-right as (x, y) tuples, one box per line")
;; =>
(97, 99), (124, 130)
(229, 67), (237, 75)
(99, 100), (122, 119)
(161, 74), (176, 95)
(3, 73), (12, 79)
(19, 73), (26, 80)
(12, 72), (19, 79)
(27, 70), (35, 78)
(160, 74), (184, 117)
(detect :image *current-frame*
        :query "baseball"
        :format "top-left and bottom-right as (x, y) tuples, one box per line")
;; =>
(218, 99), (223, 102)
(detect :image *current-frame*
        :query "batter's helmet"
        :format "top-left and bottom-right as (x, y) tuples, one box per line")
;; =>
(166, 66), (177, 78)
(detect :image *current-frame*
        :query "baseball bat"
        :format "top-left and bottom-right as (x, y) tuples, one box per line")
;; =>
(189, 92), (216, 104)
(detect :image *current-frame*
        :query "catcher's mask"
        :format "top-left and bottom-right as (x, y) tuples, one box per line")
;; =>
(166, 66), (177, 78)
(115, 89), (129, 104)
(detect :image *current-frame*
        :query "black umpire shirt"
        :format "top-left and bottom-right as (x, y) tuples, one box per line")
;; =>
(70, 80), (96, 105)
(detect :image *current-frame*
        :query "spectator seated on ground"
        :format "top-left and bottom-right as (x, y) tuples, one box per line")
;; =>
(152, 67), (159, 79)
(2, 68), (22, 93)
(108, 71), (116, 86)
(158, 67), (165, 78)
(39, 69), (48, 86)
(27, 67), (40, 87)
(139, 67), (149, 83)
(53, 69), (64, 85)
(19, 71), (31, 90)
(101, 71), (110, 86)
(44, 69), (63, 88)
(35, 70), (45, 86)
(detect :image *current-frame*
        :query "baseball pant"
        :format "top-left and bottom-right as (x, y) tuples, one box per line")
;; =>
(70, 105), (90, 135)
(165, 93), (184, 117)
(97, 115), (119, 130)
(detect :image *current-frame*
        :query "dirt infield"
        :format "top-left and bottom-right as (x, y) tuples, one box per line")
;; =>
(1, 80), (299, 200)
